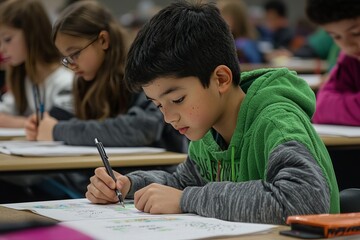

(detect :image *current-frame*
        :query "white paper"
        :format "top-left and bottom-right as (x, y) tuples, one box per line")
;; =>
(0, 140), (164, 156)
(313, 124), (360, 137)
(2, 198), (275, 240)
(61, 215), (274, 240)
(2, 198), (149, 221)
(0, 128), (25, 137)
(0, 140), (64, 147)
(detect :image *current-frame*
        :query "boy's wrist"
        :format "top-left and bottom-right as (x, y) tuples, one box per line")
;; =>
(123, 176), (132, 198)
(180, 186), (201, 214)
(124, 174), (145, 198)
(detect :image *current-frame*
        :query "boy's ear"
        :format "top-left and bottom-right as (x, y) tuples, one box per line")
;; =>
(98, 30), (110, 50)
(213, 65), (233, 94)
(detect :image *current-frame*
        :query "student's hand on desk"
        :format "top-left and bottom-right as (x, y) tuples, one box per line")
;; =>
(86, 167), (131, 204)
(25, 114), (38, 140)
(36, 113), (58, 141)
(134, 184), (182, 214)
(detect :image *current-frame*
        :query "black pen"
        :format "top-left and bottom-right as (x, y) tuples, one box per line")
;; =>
(32, 85), (40, 127)
(33, 84), (45, 127)
(94, 138), (125, 207)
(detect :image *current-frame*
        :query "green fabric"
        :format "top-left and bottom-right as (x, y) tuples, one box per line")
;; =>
(326, 44), (340, 71)
(307, 28), (340, 71)
(188, 68), (339, 213)
(308, 29), (334, 59)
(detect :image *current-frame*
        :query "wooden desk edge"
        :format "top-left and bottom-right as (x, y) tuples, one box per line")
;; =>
(320, 135), (360, 147)
(0, 152), (188, 172)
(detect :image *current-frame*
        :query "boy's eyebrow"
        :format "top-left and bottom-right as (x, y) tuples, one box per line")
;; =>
(345, 23), (359, 32)
(146, 86), (183, 101)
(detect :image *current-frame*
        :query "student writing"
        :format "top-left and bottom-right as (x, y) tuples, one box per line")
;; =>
(307, 0), (360, 126)
(0, 0), (74, 128)
(86, 1), (339, 224)
(25, 1), (185, 153)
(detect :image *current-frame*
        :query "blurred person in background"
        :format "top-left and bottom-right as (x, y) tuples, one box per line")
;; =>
(264, 0), (294, 50)
(218, 0), (262, 63)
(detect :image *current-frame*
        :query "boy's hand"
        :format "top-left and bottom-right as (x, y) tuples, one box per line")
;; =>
(86, 167), (131, 204)
(25, 114), (38, 140)
(36, 113), (58, 141)
(134, 183), (182, 214)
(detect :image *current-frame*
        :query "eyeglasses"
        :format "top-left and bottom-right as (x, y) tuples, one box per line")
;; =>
(61, 37), (98, 68)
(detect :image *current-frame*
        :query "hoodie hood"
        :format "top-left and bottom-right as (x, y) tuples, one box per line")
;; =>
(188, 67), (316, 182)
(239, 68), (316, 132)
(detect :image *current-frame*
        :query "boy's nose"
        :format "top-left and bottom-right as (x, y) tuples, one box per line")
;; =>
(162, 108), (178, 124)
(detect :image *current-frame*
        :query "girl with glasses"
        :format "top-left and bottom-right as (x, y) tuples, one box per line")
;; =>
(26, 1), (185, 151)
(25, 0), (129, 140)
(0, 0), (74, 128)
(22, 0), (186, 202)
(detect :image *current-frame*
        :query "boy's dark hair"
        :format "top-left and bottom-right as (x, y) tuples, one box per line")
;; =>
(306, 0), (360, 25)
(124, 1), (240, 92)
(264, 0), (287, 18)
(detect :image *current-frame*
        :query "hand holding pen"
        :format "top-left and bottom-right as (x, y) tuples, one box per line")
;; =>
(94, 138), (125, 207)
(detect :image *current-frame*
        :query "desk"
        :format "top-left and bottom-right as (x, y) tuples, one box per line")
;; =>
(241, 58), (328, 74)
(0, 152), (187, 204)
(320, 135), (360, 147)
(0, 206), (293, 240)
(0, 152), (187, 172)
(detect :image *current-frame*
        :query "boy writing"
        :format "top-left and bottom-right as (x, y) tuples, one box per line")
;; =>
(86, 1), (339, 224)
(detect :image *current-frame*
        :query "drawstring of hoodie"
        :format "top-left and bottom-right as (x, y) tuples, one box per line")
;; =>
(216, 145), (236, 182)
(231, 145), (235, 182)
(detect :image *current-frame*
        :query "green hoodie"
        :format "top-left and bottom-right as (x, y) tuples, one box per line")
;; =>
(189, 68), (339, 214)
(127, 68), (340, 224)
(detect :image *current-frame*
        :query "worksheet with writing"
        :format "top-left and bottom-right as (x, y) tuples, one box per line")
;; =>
(2, 198), (275, 240)
(61, 215), (275, 240)
(2, 198), (148, 221)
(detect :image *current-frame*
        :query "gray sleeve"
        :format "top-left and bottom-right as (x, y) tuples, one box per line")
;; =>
(126, 156), (207, 198)
(181, 141), (330, 224)
(52, 94), (163, 147)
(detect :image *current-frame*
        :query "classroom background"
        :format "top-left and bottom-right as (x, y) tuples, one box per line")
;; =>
(0, 0), (357, 192)
(35, 0), (358, 200)
(1, 0), (360, 238)
(43, 0), (307, 26)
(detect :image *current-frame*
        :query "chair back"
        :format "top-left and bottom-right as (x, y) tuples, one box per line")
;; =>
(340, 188), (360, 213)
